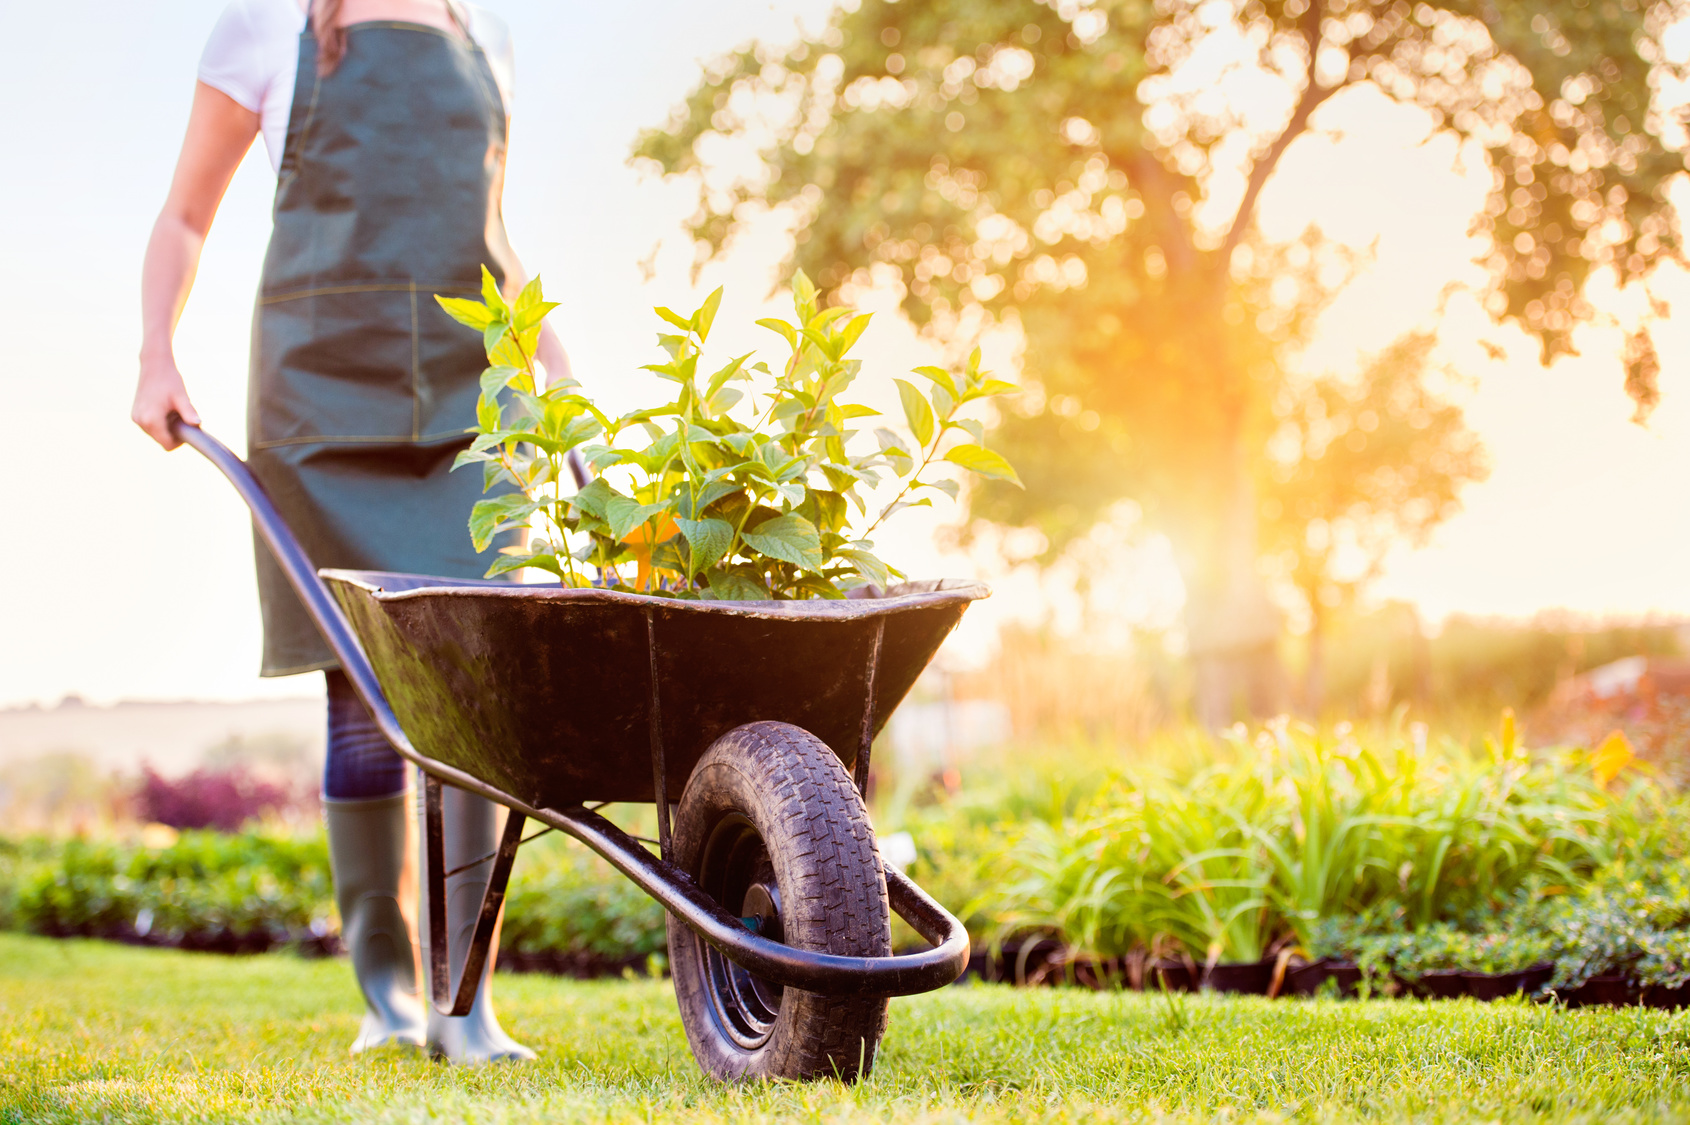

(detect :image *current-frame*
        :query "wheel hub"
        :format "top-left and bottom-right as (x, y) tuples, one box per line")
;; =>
(697, 814), (786, 1050)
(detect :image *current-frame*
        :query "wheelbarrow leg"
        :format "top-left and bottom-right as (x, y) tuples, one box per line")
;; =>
(418, 775), (535, 1062)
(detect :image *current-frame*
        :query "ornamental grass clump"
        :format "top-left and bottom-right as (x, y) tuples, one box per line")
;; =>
(970, 717), (1663, 973)
(437, 270), (1020, 597)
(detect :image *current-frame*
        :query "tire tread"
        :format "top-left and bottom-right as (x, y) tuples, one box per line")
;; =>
(667, 721), (891, 1081)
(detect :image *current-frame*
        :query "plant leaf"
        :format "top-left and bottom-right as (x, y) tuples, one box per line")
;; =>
(480, 265), (508, 314)
(791, 270), (818, 312)
(654, 306), (692, 332)
(674, 516), (734, 571)
(695, 286), (724, 342)
(943, 444), (1022, 487)
(606, 496), (669, 541)
(912, 365), (961, 398)
(468, 494), (540, 551)
(835, 548), (893, 589)
(568, 478), (622, 520)
(742, 513), (824, 571)
(705, 571), (768, 601)
(513, 300), (561, 332)
(839, 313), (873, 354)
(756, 318), (798, 347)
(479, 365), (522, 402)
(706, 353), (754, 399)
(895, 379), (935, 447)
(436, 296), (495, 330)
(513, 276), (544, 310)
(930, 382), (955, 421)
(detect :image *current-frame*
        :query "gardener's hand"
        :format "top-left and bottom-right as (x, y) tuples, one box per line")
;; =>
(132, 352), (201, 451)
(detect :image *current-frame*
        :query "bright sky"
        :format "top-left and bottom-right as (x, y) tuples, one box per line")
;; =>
(1, 1), (1687, 708)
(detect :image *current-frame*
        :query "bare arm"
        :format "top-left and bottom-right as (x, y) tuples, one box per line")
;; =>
(133, 82), (260, 449)
(487, 116), (575, 390)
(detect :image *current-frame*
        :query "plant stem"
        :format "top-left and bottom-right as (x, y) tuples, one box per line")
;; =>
(865, 416), (954, 539)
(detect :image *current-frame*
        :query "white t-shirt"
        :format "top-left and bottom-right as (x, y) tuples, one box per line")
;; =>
(198, 0), (515, 173)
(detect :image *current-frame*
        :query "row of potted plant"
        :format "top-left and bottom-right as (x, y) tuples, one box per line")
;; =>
(891, 718), (1690, 1006)
(0, 828), (672, 971)
(5, 717), (1684, 1006)
(3, 831), (335, 954)
(957, 858), (1690, 1007)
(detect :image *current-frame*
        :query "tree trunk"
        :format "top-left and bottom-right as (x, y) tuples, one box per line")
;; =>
(1303, 599), (1327, 716)
(1173, 439), (1285, 730)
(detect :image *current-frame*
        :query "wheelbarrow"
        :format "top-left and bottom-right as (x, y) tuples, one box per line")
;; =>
(170, 418), (984, 1081)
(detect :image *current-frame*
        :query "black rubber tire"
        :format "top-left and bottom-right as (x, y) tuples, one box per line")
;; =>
(667, 721), (891, 1082)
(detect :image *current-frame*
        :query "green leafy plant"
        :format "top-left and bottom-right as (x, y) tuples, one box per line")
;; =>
(437, 270), (1020, 597)
(1462, 932), (1555, 976)
(500, 834), (666, 964)
(14, 832), (333, 948)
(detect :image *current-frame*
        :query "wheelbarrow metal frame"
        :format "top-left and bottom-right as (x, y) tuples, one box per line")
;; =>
(171, 419), (972, 1008)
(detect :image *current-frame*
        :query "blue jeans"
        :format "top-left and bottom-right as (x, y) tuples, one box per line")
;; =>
(323, 670), (407, 800)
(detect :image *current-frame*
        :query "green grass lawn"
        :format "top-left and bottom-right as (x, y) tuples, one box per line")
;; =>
(1, 935), (1688, 1124)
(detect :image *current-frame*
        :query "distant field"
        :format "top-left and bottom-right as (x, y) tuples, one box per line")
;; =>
(0, 697), (324, 776)
(2, 934), (1688, 1124)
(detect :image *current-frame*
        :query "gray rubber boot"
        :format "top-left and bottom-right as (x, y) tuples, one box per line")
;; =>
(416, 781), (536, 1063)
(324, 792), (427, 1053)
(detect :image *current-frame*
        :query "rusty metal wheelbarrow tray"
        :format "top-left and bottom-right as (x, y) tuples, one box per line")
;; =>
(173, 420), (978, 1009)
(326, 569), (982, 811)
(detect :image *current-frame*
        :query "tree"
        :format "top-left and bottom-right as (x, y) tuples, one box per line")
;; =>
(635, 0), (1687, 723)
(1260, 332), (1489, 711)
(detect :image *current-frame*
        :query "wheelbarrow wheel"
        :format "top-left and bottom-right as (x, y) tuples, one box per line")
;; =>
(668, 721), (891, 1082)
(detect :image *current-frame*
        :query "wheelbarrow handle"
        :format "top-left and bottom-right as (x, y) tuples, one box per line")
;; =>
(166, 415), (422, 764)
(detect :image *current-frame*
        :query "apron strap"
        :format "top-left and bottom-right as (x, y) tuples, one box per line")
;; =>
(444, 1), (471, 40)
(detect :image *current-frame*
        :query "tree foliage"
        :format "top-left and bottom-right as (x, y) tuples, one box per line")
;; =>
(635, 0), (1686, 700)
(1260, 331), (1489, 703)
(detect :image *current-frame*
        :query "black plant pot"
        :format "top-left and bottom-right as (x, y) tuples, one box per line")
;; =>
(1068, 955), (1132, 991)
(1148, 960), (1197, 992)
(1558, 973), (1640, 1008)
(1003, 940), (1066, 986)
(1416, 969), (1468, 999)
(1327, 961), (1365, 996)
(1518, 962), (1555, 996)
(1461, 963), (1553, 1001)
(1287, 958), (1365, 998)
(960, 939), (1065, 986)
(1202, 959), (1274, 995)
(497, 949), (655, 979)
(957, 947), (996, 985)
(1643, 982), (1690, 1009)
(1285, 958), (1331, 996)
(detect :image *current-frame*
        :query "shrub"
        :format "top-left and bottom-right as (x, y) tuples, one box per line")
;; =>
(134, 766), (299, 832)
(499, 834), (666, 964)
(14, 831), (333, 950)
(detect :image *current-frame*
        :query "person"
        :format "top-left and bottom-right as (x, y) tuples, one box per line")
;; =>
(131, 0), (569, 1063)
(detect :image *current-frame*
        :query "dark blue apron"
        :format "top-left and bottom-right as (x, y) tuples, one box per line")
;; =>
(248, 9), (510, 675)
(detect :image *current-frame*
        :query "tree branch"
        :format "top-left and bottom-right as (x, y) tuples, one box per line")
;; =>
(1219, 5), (1345, 262)
(1125, 152), (1201, 276)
